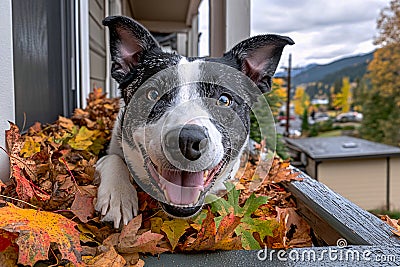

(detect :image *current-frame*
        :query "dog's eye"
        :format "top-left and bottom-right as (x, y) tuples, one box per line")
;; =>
(146, 89), (160, 101)
(216, 94), (232, 107)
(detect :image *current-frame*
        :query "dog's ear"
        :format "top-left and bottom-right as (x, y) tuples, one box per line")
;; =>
(226, 35), (294, 93)
(103, 16), (160, 82)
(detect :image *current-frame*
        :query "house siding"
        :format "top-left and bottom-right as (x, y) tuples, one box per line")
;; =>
(89, 0), (107, 90)
(390, 157), (400, 211)
(318, 158), (387, 210)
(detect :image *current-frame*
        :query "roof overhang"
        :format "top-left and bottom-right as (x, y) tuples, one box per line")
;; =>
(126, 0), (201, 33)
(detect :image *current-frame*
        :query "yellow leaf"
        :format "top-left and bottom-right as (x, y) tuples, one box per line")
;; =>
(150, 217), (163, 234)
(104, 103), (114, 110)
(68, 126), (94, 150)
(74, 126), (94, 142)
(161, 219), (190, 250)
(20, 136), (40, 158)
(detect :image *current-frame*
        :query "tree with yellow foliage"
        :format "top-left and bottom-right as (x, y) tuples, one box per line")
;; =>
(293, 86), (310, 116)
(332, 77), (352, 112)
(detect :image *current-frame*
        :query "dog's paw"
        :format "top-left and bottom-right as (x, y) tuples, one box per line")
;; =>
(95, 155), (138, 228)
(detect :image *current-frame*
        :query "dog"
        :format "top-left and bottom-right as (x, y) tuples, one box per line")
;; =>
(95, 16), (293, 228)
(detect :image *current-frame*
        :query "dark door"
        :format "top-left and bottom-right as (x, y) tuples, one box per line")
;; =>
(12, 0), (77, 129)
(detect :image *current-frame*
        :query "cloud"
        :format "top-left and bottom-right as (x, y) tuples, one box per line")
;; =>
(251, 0), (384, 34)
(251, 0), (389, 66)
(198, 0), (389, 66)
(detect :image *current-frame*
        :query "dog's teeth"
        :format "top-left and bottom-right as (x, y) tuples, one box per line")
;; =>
(158, 182), (165, 190)
(203, 170), (209, 181)
(193, 190), (201, 203)
(163, 189), (170, 202)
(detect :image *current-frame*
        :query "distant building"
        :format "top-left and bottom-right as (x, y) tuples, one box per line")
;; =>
(286, 136), (400, 211)
(311, 98), (329, 105)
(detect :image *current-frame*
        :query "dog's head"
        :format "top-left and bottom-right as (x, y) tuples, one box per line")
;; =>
(104, 16), (293, 218)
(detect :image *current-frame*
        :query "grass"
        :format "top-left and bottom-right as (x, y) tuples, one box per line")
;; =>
(369, 209), (400, 219)
(317, 130), (342, 137)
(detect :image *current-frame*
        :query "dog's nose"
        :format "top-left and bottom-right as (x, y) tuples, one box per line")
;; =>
(165, 125), (209, 161)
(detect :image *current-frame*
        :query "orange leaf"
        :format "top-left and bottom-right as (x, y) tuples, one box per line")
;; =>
(215, 213), (241, 245)
(186, 209), (216, 251)
(0, 203), (82, 266)
(184, 209), (241, 251)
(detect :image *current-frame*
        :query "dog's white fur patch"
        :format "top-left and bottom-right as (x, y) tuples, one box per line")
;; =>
(95, 153), (138, 228)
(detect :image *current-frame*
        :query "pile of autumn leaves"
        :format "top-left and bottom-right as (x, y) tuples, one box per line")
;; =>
(0, 89), (312, 267)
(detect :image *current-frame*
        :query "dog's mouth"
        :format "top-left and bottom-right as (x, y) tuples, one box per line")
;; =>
(147, 159), (224, 218)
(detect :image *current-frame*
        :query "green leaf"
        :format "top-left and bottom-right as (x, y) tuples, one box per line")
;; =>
(209, 182), (276, 250)
(239, 193), (268, 217)
(190, 209), (208, 231)
(235, 225), (261, 250)
(209, 195), (231, 217)
(240, 217), (276, 241)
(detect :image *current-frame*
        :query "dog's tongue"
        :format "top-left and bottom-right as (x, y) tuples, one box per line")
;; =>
(161, 169), (204, 205)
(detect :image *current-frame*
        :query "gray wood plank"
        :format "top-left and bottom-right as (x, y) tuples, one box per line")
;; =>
(142, 246), (400, 267)
(283, 168), (400, 246)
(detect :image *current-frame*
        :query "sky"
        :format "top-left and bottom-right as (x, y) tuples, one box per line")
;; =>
(198, 0), (390, 68)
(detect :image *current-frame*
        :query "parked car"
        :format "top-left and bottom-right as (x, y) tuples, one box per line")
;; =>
(278, 114), (296, 121)
(308, 112), (329, 125)
(314, 112), (330, 123)
(335, 112), (363, 123)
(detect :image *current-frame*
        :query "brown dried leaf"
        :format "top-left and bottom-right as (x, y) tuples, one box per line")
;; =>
(71, 189), (95, 223)
(85, 246), (125, 267)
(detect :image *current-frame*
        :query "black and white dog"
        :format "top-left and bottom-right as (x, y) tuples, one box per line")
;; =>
(95, 16), (293, 228)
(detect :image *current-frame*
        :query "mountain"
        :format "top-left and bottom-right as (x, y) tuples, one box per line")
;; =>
(274, 63), (317, 78)
(291, 52), (374, 87)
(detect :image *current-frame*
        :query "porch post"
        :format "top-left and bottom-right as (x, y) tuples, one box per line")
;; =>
(209, 0), (250, 57)
(0, 0), (15, 181)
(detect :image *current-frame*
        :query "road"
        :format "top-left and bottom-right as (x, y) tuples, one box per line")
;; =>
(276, 117), (302, 135)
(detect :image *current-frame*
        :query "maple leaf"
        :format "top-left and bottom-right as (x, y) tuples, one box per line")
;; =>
(235, 217), (277, 250)
(209, 182), (276, 250)
(161, 219), (190, 250)
(0, 203), (82, 266)
(184, 209), (242, 251)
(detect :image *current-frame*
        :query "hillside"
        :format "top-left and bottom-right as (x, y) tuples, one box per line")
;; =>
(291, 52), (374, 86)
